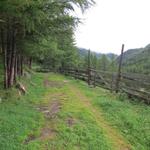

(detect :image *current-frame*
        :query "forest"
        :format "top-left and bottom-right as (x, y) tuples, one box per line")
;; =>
(0, 0), (96, 89)
(0, 0), (150, 150)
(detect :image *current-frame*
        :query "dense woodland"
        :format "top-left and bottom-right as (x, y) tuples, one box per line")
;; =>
(0, 0), (95, 89)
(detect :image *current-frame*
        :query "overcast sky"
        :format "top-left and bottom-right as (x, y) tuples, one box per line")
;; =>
(74, 0), (150, 54)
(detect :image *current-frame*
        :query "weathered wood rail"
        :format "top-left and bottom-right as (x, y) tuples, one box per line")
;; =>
(61, 68), (150, 104)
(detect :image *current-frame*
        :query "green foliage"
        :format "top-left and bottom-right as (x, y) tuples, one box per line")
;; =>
(77, 48), (118, 71)
(98, 54), (110, 71)
(91, 53), (98, 69)
(0, 0), (95, 75)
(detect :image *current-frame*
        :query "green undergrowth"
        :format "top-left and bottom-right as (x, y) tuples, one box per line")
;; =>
(0, 73), (47, 150)
(71, 79), (150, 150)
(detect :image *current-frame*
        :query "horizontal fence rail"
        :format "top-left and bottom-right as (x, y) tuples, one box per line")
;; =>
(61, 68), (150, 104)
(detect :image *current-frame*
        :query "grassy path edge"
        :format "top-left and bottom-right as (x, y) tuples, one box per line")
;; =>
(69, 83), (132, 150)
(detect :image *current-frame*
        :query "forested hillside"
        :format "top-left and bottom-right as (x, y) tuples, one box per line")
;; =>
(79, 45), (150, 75)
(119, 44), (150, 74)
(78, 48), (118, 71)
(78, 48), (118, 60)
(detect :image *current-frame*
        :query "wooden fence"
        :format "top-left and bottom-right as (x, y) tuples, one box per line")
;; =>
(61, 68), (150, 104)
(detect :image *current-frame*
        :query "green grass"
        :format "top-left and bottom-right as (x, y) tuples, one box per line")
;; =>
(36, 74), (112, 150)
(0, 72), (149, 150)
(0, 73), (112, 150)
(71, 79), (150, 150)
(0, 73), (46, 150)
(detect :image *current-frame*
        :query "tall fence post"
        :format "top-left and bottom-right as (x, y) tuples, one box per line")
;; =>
(93, 71), (96, 87)
(115, 44), (124, 93)
(75, 68), (78, 80)
(87, 49), (91, 85)
(111, 73), (114, 93)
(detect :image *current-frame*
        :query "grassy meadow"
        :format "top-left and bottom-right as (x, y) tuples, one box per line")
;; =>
(0, 72), (149, 150)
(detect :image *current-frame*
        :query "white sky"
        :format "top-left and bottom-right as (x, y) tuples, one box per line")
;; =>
(74, 0), (150, 54)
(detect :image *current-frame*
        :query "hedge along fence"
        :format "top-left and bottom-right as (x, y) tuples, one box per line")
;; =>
(61, 68), (150, 104)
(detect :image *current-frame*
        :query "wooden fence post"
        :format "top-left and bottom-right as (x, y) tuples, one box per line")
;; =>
(75, 68), (78, 79)
(77, 69), (79, 79)
(111, 73), (114, 93)
(87, 50), (91, 85)
(115, 44), (124, 93)
(93, 71), (96, 87)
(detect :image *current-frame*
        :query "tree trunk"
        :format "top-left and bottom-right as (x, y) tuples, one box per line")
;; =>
(9, 28), (16, 87)
(29, 57), (32, 69)
(17, 54), (21, 76)
(6, 21), (12, 88)
(1, 29), (8, 89)
(20, 55), (23, 76)
(14, 55), (18, 83)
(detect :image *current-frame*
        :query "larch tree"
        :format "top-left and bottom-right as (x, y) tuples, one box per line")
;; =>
(0, 0), (95, 88)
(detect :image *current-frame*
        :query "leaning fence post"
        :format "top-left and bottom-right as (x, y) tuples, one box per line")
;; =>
(115, 44), (124, 93)
(87, 50), (91, 85)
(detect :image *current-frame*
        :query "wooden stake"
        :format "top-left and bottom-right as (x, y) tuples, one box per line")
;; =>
(111, 73), (114, 93)
(115, 44), (124, 93)
(87, 49), (91, 85)
(94, 71), (96, 87)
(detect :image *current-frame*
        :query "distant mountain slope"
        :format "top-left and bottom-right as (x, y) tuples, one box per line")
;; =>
(119, 44), (150, 74)
(78, 48), (118, 60)
(78, 45), (150, 74)
(122, 48), (144, 64)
